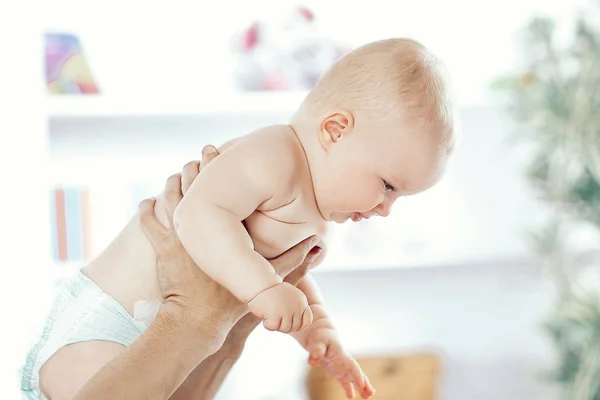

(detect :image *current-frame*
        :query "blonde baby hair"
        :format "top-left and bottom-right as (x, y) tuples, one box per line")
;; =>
(302, 37), (456, 153)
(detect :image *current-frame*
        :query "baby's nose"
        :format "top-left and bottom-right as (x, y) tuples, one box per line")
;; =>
(375, 202), (391, 217)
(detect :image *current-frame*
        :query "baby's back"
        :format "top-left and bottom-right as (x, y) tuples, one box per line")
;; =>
(83, 125), (325, 314)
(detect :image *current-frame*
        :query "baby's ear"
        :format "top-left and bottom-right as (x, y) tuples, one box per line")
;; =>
(318, 110), (354, 150)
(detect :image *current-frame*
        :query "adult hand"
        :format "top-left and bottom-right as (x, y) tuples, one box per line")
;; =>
(138, 145), (324, 353)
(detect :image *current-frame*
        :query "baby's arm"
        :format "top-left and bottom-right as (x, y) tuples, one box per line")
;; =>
(173, 130), (312, 332)
(292, 275), (375, 399)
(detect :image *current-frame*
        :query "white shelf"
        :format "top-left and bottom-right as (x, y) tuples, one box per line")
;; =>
(46, 91), (309, 119)
(51, 252), (537, 284)
(45, 90), (506, 120)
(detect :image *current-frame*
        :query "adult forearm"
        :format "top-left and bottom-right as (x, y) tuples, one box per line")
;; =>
(170, 314), (261, 400)
(74, 305), (214, 400)
(170, 347), (241, 400)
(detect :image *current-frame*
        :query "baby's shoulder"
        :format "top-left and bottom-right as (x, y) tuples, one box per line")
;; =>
(235, 125), (310, 205)
(242, 124), (300, 152)
(227, 125), (306, 175)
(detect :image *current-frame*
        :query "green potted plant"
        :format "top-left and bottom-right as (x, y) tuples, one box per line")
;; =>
(495, 4), (600, 399)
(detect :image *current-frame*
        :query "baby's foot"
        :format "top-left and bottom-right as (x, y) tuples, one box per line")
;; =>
(307, 328), (375, 399)
(248, 282), (313, 333)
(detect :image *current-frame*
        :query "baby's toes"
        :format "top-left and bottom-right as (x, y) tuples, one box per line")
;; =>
(341, 380), (356, 399)
(308, 342), (327, 366)
(358, 375), (375, 398)
(348, 362), (366, 389)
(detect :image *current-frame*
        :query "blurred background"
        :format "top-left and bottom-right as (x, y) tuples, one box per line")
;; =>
(2, 0), (600, 398)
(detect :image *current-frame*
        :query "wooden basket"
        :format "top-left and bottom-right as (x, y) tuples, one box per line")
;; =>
(306, 353), (440, 400)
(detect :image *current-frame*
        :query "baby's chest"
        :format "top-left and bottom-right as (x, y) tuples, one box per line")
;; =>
(244, 201), (326, 259)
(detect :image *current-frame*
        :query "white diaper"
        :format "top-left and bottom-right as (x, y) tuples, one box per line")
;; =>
(21, 272), (150, 400)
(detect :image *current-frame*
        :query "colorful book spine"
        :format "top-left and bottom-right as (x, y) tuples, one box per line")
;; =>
(49, 188), (61, 260)
(50, 182), (157, 263)
(81, 188), (92, 260)
(50, 186), (91, 262)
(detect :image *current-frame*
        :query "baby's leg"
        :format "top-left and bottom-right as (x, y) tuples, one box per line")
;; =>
(291, 275), (375, 399)
(291, 275), (333, 348)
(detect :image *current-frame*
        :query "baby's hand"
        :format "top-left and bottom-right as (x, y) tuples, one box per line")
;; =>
(306, 327), (375, 399)
(247, 282), (313, 333)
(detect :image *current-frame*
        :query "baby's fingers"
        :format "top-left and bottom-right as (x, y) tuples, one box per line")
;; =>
(138, 198), (168, 250)
(298, 307), (313, 332)
(263, 316), (284, 332)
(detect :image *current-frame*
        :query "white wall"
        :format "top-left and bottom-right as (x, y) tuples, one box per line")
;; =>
(220, 260), (560, 400)
(0, 2), (53, 399)
(43, 0), (590, 107)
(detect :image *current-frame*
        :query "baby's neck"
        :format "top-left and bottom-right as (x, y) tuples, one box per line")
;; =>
(289, 111), (327, 219)
(289, 111), (320, 162)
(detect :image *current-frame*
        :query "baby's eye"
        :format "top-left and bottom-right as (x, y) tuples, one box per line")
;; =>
(383, 180), (395, 192)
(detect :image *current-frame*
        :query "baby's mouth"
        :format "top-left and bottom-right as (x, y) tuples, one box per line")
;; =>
(351, 212), (367, 222)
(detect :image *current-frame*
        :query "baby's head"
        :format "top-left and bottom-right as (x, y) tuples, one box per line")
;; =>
(293, 38), (457, 223)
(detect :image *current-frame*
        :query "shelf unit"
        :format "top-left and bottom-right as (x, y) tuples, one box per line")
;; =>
(46, 91), (311, 162)
(45, 91), (536, 275)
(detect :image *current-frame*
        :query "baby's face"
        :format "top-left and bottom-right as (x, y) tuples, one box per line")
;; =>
(316, 118), (448, 223)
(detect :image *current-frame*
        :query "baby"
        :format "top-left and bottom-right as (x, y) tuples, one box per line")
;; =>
(170, 37), (455, 397)
(24, 38), (455, 400)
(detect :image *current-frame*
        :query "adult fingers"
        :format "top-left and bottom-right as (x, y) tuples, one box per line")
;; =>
(270, 235), (321, 280)
(284, 246), (322, 286)
(181, 161), (200, 195)
(138, 198), (168, 251)
(163, 173), (183, 227)
(200, 145), (219, 169)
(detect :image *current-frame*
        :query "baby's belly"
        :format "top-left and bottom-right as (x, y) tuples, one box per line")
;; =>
(244, 210), (314, 259)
